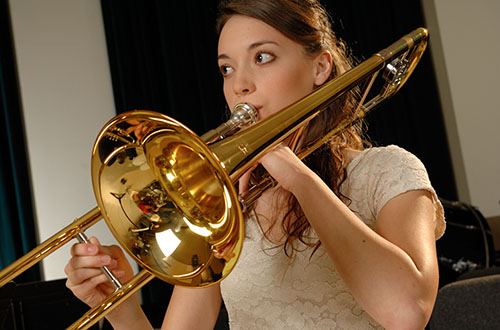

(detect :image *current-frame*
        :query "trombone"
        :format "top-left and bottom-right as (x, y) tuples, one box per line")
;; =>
(0, 28), (429, 329)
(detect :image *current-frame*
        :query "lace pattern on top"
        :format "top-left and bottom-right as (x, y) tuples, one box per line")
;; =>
(343, 145), (445, 239)
(220, 145), (445, 329)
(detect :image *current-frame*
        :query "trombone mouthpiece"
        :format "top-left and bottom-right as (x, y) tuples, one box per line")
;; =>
(201, 103), (258, 143)
(230, 103), (258, 127)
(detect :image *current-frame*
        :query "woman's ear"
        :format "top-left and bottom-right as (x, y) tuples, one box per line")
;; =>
(313, 51), (333, 86)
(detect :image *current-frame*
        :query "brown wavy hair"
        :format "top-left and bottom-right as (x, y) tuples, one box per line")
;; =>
(217, 0), (368, 256)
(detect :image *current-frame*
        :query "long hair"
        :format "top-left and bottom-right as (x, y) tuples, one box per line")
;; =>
(217, 0), (367, 256)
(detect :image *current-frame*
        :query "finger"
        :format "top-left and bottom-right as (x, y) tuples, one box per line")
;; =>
(89, 236), (101, 246)
(66, 266), (108, 286)
(239, 172), (252, 195)
(65, 256), (119, 278)
(85, 237), (120, 259)
(70, 242), (99, 257)
(238, 163), (259, 195)
(68, 265), (125, 284)
(134, 124), (144, 138)
(98, 244), (125, 261)
(125, 119), (141, 125)
(69, 253), (117, 271)
(73, 237), (119, 260)
(66, 272), (110, 297)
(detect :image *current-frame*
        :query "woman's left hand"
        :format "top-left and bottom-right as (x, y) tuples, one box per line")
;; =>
(258, 144), (311, 193)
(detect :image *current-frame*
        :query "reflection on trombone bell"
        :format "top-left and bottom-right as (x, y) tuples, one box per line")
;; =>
(102, 143), (238, 288)
(0, 27), (429, 330)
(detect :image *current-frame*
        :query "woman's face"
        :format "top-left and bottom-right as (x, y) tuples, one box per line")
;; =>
(218, 15), (330, 121)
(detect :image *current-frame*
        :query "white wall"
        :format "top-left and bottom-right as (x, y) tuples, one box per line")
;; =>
(8, 0), (125, 280)
(421, 0), (500, 218)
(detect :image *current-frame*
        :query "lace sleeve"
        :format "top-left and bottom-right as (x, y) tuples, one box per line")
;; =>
(348, 145), (446, 238)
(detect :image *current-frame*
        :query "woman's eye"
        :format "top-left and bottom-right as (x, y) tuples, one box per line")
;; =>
(256, 52), (274, 64)
(219, 65), (233, 76)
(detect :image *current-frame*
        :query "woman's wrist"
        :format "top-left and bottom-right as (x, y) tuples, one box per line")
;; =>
(105, 295), (153, 330)
(288, 165), (319, 197)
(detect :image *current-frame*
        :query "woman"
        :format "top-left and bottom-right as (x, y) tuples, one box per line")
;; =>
(65, 1), (445, 329)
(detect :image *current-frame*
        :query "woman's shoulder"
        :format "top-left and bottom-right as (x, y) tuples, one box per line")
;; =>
(343, 144), (431, 209)
(347, 144), (422, 170)
(343, 144), (445, 239)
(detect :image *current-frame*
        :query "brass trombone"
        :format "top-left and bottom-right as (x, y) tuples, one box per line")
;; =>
(0, 28), (429, 329)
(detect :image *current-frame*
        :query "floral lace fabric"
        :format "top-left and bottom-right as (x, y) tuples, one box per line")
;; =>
(220, 145), (445, 329)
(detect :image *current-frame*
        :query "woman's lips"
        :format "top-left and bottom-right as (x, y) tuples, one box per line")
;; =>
(247, 104), (262, 118)
(238, 102), (262, 120)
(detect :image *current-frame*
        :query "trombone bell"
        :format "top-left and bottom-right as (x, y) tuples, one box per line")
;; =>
(90, 111), (244, 287)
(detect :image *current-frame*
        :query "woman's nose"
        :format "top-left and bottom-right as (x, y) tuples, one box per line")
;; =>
(232, 69), (256, 96)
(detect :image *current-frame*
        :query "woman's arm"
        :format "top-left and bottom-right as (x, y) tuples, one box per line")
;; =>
(260, 145), (439, 330)
(162, 284), (222, 330)
(66, 238), (222, 330)
(299, 186), (438, 330)
(65, 237), (154, 330)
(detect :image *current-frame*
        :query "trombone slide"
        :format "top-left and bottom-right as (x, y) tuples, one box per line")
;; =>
(0, 207), (102, 287)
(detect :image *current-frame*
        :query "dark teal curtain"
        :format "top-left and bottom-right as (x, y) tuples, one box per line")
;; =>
(0, 0), (40, 283)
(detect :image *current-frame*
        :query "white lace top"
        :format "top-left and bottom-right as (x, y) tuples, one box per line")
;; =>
(220, 145), (446, 329)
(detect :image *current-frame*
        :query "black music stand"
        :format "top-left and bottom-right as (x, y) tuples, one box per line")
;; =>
(8, 279), (99, 330)
(0, 281), (15, 330)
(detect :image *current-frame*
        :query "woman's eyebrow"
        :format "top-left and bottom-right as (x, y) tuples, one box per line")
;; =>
(248, 40), (279, 50)
(218, 40), (279, 61)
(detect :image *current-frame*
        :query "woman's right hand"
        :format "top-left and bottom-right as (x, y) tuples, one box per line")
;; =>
(64, 236), (134, 308)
